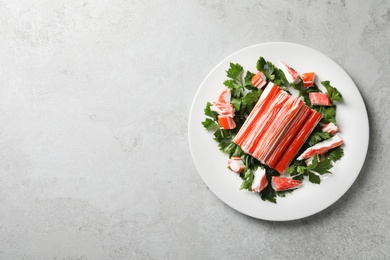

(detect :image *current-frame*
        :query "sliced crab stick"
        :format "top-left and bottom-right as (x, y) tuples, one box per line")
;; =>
(233, 82), (281, 145)
(218, 88), (231, 103)
(322, 122), (339, 134)
(309, 92), (332, 106)
(245, 92), (290, 155)
(301, 72), (315, 88)
(267, 106), (312, 169)
(252, 96), (304, 163)
(272, 176), (302, 192)
(297, 134), (344, 160)
(227, 156), (245, 173)
(280, 61), (301, 84)
(251, 71), (267, 89)
(274, 109), (322, 174)
(210, 101), (234, 116)
(251, 167), (268, 193)
(217, 115), (236, 130)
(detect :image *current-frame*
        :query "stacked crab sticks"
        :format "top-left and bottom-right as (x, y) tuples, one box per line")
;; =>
(211, 61), (343, 178)
(233, 82), (322, 174)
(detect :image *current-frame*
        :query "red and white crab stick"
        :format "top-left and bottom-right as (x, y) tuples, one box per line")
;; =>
(251, 168), (268, 193)
(302, 72), (315, 88)
(232, 83), (281, 146)
(309, 92), (332, 106)
(251, 71), (267, 89)
(297, 134), (344, 160)
(322, 122), (339, 135)
(227, 156), (245, 173)
(267, 106), (312, 169)
(280, 61), (301, 84)
(274, 109), (322, 173)
(252, 96), (304, 163)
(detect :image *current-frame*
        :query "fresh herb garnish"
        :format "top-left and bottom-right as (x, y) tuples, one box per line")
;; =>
(322, 80), (343, 103)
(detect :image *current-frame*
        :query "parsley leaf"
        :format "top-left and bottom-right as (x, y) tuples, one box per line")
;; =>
(273, 66), (289, 89)
(314, 106), (337, 124)
(308, 172), (321, 184)
(202, 118), (218, 130)
(256, 56), (288, 90)
(240, 168), (254, 191)
(213, 129), (233, 153)
(260, 185), (277, 203)
(204, 102), (217, 120)
(223, 79), (241, 98)
(231, 98), (241, 111)
(308, 131), (331, 146)
(322, 107), (337, 124)
(307, 155), (332, 175)
(244, 71), (257, 90)
(322, 80), (343, 103)
(242, 90), (261, 106)
(221, 142), (244, 157)
(226, 63), (244, 83)
(291, 80), (304, 94)
(241, 154), (261, 170)
(326, 147), (344, 162)
(258, 167), (280, 203)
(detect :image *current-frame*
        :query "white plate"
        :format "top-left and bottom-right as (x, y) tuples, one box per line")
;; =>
(188, 42), (369, 221)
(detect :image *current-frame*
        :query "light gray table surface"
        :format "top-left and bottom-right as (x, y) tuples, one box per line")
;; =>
(0, 0), (388, 259)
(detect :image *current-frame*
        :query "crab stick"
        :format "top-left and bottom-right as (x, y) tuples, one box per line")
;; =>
(297, 134), (344, 160)
(217, 115), (236, 130)
(218, 88), (231, 103)
(233, 82), (281, 145)
(272, 176), (302, 192)
(267, 106), (312, 169)
(280, 61), (301, 84)
(322, 122), (339, 135)
(252, 96), (304, 163)
(227, 156), (245, 173)
(309, 92), (332, 106)
(274, 109), (322, 174)
(251, 71), (267, 89)
(245, 92), (290, 155)
(210, 101), (234, 116)
(252, 168), (268, 193)
(302, 72), (315, 88)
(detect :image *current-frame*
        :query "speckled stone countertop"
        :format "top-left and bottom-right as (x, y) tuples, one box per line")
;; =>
(0, 0), (388, 259)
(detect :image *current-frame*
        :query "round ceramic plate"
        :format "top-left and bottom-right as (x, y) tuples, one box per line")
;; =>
(188, 42), (369, 221)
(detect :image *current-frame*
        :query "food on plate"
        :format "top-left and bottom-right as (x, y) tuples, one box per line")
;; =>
(251, 71), (267, 89)
(218, 115), (236, 130)
(252, 168), (268, 193)
(233, 82), (322, 174)
(322, 122), (339, 134)
(202, 56), (344, 203)
(309, 92), (332, 106)
(280, 61), (301, 84)
(218, 88), (231, 103)
(210, 101), (235, 116)
(297, 134), (344, 160)
(302, 72), (315, 88)
(273, 109), (322, 174)
(272, 176), (302, 192)
(228, 156), (245, 173)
